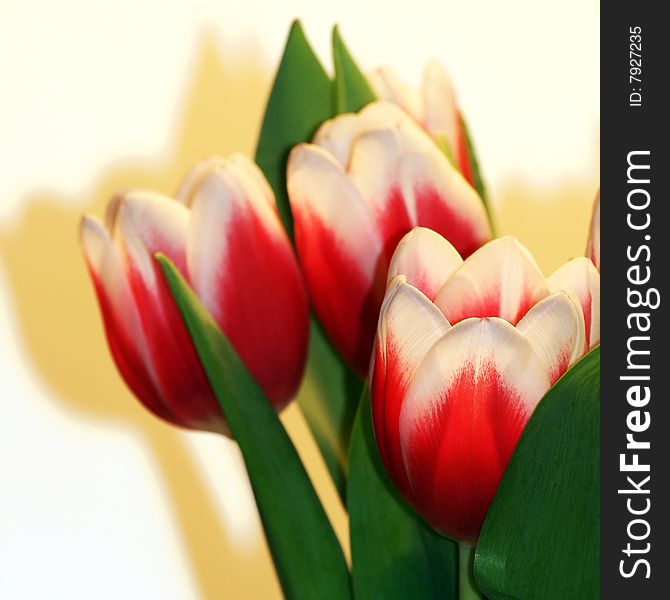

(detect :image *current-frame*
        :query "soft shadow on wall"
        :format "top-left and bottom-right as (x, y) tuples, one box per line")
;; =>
(0, 33), (303, 600)
(0, 28), (598, 599)
(496, 175), (599, 274)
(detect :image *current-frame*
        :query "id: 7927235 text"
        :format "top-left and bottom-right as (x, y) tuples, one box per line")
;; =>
(629, 26), (642, 107)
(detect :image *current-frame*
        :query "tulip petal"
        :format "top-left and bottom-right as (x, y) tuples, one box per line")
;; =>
(80, 216), (171, 424)
(117, 192), (226, 432)
(587, 192), (600, 271)
(175, 156), (226, 206)
(399, 317), (551, 543)
(186, 160), (285, 318)
(184, 164), (241, 317)
(368, 67), (424, 125)
(288, 143), (383, 375)
(421, 59), (459, 154)
(227, 153), (277, 209)
(387, 227), (463, 299)
(372, 278), (452, 497)
(176, 155), (277, 213)
(313, 100), (410, 168)
(287, 144), (380, 256)
(369, 61), (473, 186)
(421, 63), (472, 184)
(312, 113), (360, 167)
(188, 162), (309, 406)
(117, 191), (190, 288)
(349, 121), (490, 260)
(434, 237), (549, 326)
(347, 126), (416, 255)
(398, 142), (490, 258)
(548, 257), (600, 349)
(517, 291), (586, 384)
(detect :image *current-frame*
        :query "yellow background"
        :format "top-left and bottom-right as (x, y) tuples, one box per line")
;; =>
(0, 1), (598, 598)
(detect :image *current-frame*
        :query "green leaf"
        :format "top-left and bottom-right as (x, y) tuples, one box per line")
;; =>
(254, 21), (363, 503)
(348, 389), (458, 599)
(332, 26), (377, 113)
(157, 255), (352, 600)
(255, 20), (333, 238)
(306, 25), (377, 496)
(435, 132), (458, 170)
(475, 347), (600, 600)
(297, 318), (362, 501)
(460, 114), (496, 234)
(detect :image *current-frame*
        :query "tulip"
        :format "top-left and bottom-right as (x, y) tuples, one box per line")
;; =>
(370, 228), (599, 544)
(287, 101), (491, 376)
(547, 256), (600, 351)
(80, 155), (309, 434)
(586, 192), (600, 271)
(369, 60), (475, 186)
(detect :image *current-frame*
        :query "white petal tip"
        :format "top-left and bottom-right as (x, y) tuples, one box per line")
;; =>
(79, 215), (111, 261)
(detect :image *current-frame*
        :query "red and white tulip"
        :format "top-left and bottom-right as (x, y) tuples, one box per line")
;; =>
(80, 155), (309, 434)
(370, 228), (599, 544)
(586, 192), (600, 271)
(369, 60), (475, 186)
(547, 256), (600, 351)
(287, 101), (491, 376)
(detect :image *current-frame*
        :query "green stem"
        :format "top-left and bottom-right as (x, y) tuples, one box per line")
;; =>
(459, 544), (483, 600)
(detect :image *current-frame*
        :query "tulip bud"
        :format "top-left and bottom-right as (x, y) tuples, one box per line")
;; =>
(287, 101), (491, 376)
(368, 60), (474, 185)
(370, 228), (599, 544)
(80, 155), (309, 434)
(586, 192), (600, 271)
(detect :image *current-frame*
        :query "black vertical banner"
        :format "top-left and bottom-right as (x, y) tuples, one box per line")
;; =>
(601, 3), (669, 597)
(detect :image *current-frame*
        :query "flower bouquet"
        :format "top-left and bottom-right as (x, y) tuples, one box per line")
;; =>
(80, 22), (600, 599)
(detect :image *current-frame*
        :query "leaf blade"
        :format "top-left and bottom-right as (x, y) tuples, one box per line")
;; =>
(255, 22), (364, 501)
(348, 389), (458, 599)
(332, 26), (376, 113)
(297, 318), (362, 500)
(255, 20), (333, 237)
(460, 114), (496, 234)
(475, 347), (600, 600)
(157, 254), (352, 600)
